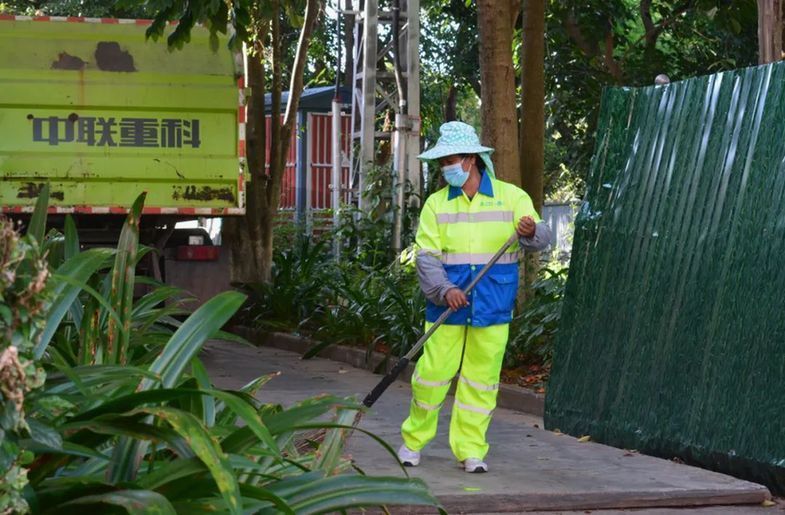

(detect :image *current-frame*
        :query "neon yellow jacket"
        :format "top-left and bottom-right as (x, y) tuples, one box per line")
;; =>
(415, 172), (550, 326)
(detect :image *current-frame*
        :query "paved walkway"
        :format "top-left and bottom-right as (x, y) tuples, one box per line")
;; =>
(202, 341), (772, 514)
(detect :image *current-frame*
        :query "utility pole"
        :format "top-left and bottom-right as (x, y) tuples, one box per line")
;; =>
(346, 0), (420, 253)
(332, 0), (344, 259)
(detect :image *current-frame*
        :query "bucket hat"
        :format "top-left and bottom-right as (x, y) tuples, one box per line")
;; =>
(418, 121), (496, 177)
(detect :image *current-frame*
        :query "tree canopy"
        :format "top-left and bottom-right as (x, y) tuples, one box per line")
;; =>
(0, 0), (762, 201)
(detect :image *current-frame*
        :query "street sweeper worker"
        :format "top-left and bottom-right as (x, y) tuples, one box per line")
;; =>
(398, 121), (552, 473)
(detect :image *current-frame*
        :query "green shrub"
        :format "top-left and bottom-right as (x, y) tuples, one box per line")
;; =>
(243, 235), (336, 333)
(248, 223), (567, 379)
(505, 266), (569, 369)
(306, 260), (424, 362)
(0, 215), (50, 514)
(9, 191), (443, 514)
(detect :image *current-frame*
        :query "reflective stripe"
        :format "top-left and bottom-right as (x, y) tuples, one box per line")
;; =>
(413, 399), (442, 411)
(414, 372), (452, 388)
(459, 375), (499, 392)
(441, 251), (521, 265)
(454, 400), (493, 416)
(417, 248), (442, 258)
(435, 211), (514, 224)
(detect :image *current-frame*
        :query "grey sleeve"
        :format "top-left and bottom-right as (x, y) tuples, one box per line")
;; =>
(519, 221), (552, 252)
(416, 252), (457, 306)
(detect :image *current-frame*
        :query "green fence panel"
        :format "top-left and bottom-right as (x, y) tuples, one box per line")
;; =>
(545, 62), (785, 493)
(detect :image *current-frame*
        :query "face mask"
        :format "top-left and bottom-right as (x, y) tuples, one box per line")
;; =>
(441, 158), (469, 188)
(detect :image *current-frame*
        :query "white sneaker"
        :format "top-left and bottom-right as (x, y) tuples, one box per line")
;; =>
(397, 444), (421, 467)
(463, 457), (488, 473)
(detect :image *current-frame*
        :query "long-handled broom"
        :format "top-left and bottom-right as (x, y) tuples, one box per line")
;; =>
(295, 232), (521, 452)
(359, 231), (521, 411)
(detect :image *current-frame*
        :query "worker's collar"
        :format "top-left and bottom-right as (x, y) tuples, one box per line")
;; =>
(448, 170), (494, 200)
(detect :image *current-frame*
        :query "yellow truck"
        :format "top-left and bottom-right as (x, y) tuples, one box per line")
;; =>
(0, 15), (245, 295)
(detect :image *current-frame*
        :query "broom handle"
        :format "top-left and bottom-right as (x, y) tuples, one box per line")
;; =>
(362, 231), (520, 408)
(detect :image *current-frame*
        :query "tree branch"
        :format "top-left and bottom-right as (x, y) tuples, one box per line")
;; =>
(639, 0), (694, 49)
(563, 11), (622, 80)
(281, 0), (322, 150)
(640, 0), (657, 46)
(563, 11), (597, 57)
(604, 28), (623, 81)
(269, 0), (322, 208)
(267, 0), (282, 206)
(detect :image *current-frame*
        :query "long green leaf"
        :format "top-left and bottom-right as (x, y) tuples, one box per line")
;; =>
(191, 359), (216, 427)
(169, 499), (225, 513)
(32, 478), (116, 511)
(135, 407), (242, 515)
(68, 389), (201, 423)
(107, 193), (145, 365)
(131, 286), (184, 318)
(27, 182), (49, 243)
(278, 475), (444, 515)
(313, 409), (355, 473)
(221, 398), (359, 454)
(236, 484), (294, 514)
(43, 365), (158, 396)
(78, 274), (103, 365)
(215, 373), (278, 427)
(20, 440), (109, 461)
(204, 389), (278, 453)
(34, 248), (115, 359)
(286, 421), (408, 474)
(63, 418), (194, 459)
(64, 214), (80, 259)
(108, 437), (143, 484)
(52, 272), (123, 326)
(59, 489), (177, 515)
(135, 457), (205, 490)
(140, 291), (247, 390)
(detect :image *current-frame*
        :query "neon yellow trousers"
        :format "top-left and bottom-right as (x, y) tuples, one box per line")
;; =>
(400, 322), (509, 461)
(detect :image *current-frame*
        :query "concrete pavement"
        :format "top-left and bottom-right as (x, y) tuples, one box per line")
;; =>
(202, 340), (770, 514)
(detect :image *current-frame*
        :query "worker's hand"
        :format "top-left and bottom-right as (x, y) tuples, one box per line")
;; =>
(444, 288), (469, 310)
(517, 216), (536, 238)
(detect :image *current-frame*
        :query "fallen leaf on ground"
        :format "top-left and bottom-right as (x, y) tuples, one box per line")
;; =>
(762, 500), (776, 507)
(577, 435), (591, 443)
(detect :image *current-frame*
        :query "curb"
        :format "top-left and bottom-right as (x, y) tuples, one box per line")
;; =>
(390, 487), (771, 514)
(232, 326), (545, 417)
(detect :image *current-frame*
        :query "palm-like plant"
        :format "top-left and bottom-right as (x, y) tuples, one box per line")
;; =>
(11, 190), (443, 514)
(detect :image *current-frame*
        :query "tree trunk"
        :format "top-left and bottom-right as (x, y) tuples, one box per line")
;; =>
(226, 21), (269, 285)
(259, 0), (322, 282)
(758, 0), (783, 63)
(477, 0), (520, 185)
(444, 84), (458, 121)
(227, 0), (322, 285)
(520, 0), (544, 213)
(519, 0), (546, 302)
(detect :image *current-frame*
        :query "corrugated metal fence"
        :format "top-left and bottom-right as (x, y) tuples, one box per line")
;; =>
(547, 61), (785, 493)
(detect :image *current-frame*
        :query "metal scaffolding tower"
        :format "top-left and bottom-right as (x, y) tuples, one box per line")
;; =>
(346, 0), (420, 252)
